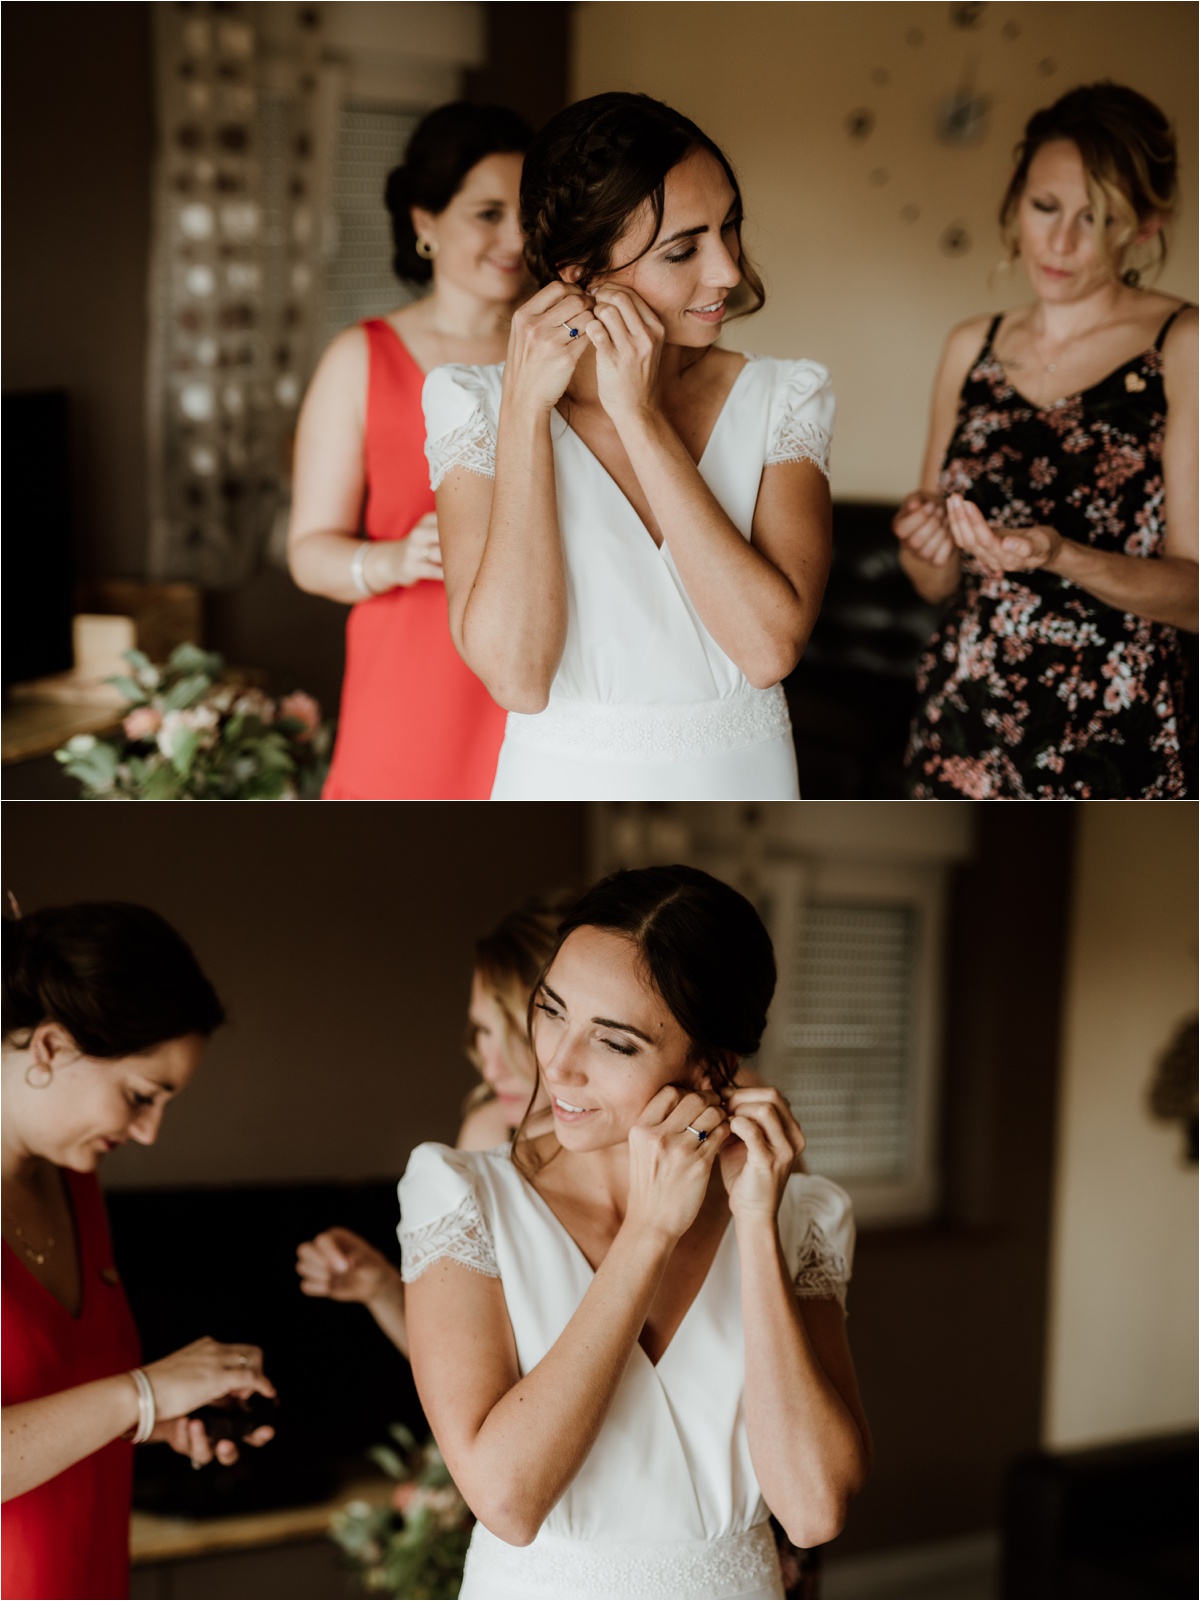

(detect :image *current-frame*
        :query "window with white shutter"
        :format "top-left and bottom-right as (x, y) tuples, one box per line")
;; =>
(756, 861), (945, 1224)
(321, 101), (422, 345)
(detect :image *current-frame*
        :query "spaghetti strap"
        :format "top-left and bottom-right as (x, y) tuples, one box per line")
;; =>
(1153, 303), (1192, 351)
(979, 313), (1005, 358)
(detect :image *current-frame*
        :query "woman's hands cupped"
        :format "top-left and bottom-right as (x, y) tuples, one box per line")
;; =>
(719, 1086), (806, 1222)
(154, 1413), (276, 1469)
(503, 280), (597, 413)
(585, 286), (665, 422)
(295, 1227), (396, 1306)
(892, 491), (954, 566)
(625, 1086), (729, 1244)
(144, 1337), (275, 1421)
(946, 494), (1062, 575)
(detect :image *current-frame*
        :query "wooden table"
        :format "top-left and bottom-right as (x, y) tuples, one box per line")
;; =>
(130, 1471), (395, 1565)
(2, 692), (123, 765)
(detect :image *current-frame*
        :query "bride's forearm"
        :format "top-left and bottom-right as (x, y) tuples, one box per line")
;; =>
(446, 1225), (671, 1546)
(459, 402), (568, 712)
(738, 1217), (868, 1548)
(614, 407), (817, 686)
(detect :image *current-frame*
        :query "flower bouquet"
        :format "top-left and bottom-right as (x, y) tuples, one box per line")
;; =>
(54, 644), (332, 799)
(330, 1425), (474, 1600)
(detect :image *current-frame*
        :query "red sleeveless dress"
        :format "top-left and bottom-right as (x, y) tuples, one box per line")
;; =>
(2, 1170), (142, 1600)
(322, 320), (507, 799)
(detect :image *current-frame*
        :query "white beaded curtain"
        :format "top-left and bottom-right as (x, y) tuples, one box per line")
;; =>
(146, 1), (324, 586)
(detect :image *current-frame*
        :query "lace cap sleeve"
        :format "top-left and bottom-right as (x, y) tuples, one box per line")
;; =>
(780, 1173), (855, 1314)
(422, 364), (499, 490)
(397, 1143), (499, 1284)
(764, 359), (835, 478)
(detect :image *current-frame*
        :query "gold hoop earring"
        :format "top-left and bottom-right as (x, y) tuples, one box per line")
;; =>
(415, 236), (438, 261)
(25, 1062), (52, 1089)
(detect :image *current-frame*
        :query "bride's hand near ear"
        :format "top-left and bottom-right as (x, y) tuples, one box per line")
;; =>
(720, 1086), (806, 1220)
(625, 1086), (728, 1243)
(503, 281), (596, 414)
(587, 286), (665, 422)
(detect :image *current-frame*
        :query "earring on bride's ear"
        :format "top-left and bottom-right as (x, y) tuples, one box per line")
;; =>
(25, 1061), (53, 1089)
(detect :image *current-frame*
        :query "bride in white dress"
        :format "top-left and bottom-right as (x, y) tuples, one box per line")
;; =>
(424, 92), (833, 800)
(399, 865), (871, 1600)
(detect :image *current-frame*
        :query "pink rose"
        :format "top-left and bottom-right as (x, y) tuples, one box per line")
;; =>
(124, 706), (163, 741)
(233, 689), (277, 723)
(391, 1482), (418, 1515)
(278, 691), (321, 741)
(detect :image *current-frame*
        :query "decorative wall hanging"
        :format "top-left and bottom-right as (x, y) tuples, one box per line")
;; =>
(1148, 1015), (1198, 1164)
(841, 2), (1060, 252)
(146, 2), (324, 586)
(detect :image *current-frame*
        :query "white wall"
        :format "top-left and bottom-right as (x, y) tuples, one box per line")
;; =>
(1043, 805), (1198, 1449)
(571, 1), (1199, 500)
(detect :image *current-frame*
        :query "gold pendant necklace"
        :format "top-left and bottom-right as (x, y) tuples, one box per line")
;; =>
(10, 1220), (56, 1266)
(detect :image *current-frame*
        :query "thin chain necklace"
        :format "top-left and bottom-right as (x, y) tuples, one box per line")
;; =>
(8, 1218), (56, 1266)
(4, 1171), (60, 1266)
(1002, 299), (1123, 376)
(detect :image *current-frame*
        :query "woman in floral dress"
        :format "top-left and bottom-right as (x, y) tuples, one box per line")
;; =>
(896, 84), (1196, 799)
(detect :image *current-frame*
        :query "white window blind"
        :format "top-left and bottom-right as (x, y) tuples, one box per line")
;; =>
(322, 101), (421, 345)
(756, 862), (945, 1225)
(776, 903), (916, 1181)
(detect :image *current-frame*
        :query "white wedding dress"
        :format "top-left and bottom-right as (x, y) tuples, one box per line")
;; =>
(398, 1142), (855, 1601)
(423, 356), (835, 800)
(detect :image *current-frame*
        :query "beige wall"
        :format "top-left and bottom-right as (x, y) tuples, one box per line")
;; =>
(571, 1), (1199, 501)
(6, 804), (589, 1189)
(2, 3), (154, 580)
(1043, 806), (1198, 1449)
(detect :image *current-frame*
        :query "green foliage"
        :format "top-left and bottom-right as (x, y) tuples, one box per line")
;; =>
(329, 1429), (474, 1600)
(54, 645), (332, 801)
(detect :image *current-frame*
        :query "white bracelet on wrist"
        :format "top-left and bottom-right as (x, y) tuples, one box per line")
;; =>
(350, 540), (383, 599)
(128, 1366), (157, 1445)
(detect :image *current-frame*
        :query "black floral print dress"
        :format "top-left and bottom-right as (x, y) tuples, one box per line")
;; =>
(906, 307), (1191, 799)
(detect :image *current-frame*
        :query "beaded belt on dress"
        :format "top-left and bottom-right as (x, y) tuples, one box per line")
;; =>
(464, 1520), (780, 1600)
(503, 684), (792, 764)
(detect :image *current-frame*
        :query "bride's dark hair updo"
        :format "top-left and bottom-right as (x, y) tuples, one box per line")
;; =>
(384, 101), (534, 284)
(521, 91), (765, 312)
(534, 864), (776, 1094)
(3, 903), (224, 1058)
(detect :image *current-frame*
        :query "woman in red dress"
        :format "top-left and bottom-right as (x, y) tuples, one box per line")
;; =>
(2, 904), (277, 1601)
(289, 103), (533, 799)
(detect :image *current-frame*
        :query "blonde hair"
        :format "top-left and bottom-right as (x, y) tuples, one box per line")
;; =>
(462, 892), (577, 1117)
(999, 83), (1177, 282)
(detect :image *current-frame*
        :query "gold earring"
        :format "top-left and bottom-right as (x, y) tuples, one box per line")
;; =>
(415, 236), (438, 261)
(25, 1062), (52, 1089)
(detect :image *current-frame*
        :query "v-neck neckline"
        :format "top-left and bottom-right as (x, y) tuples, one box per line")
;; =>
(991, 345), (1160, 414)
(984, 310), (1169, 414)
(518, 1161), (735, 1370)
(554, 355), (754, 553)
(374, 318), (428, 380)
(2, 1168), (87, 1323)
